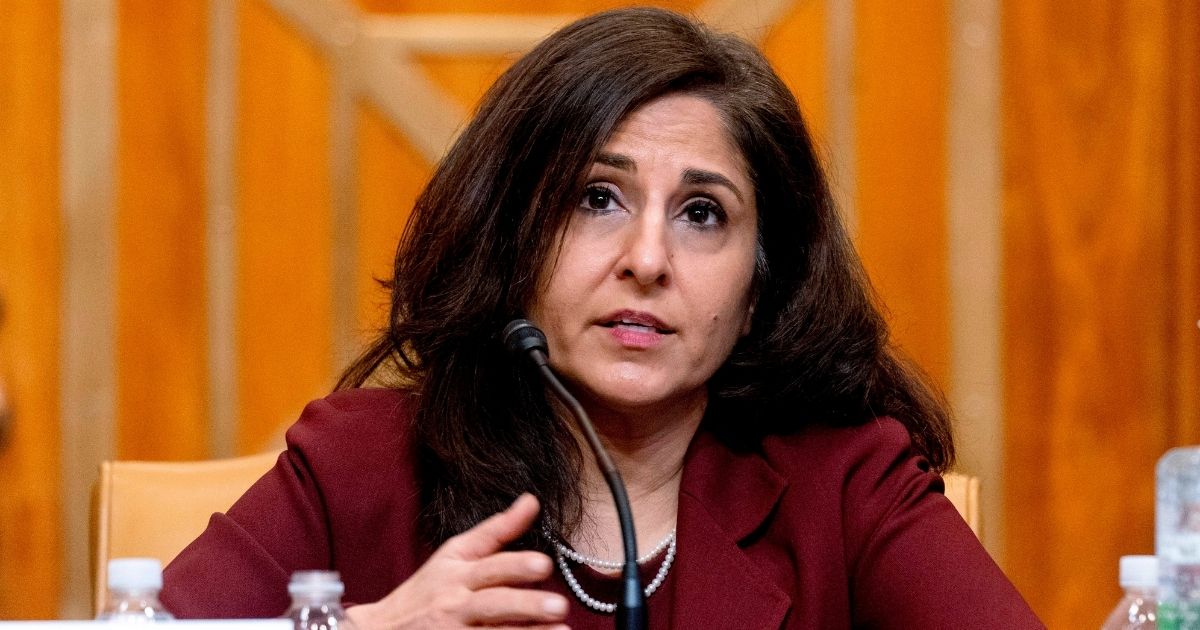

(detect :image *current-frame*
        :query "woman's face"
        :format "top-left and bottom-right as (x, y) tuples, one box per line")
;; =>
(527, 93), (758, 417)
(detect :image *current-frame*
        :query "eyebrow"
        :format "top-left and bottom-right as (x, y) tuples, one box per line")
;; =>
(595, 151), (636, 171)
(594, 152), (746, 203)
(683, 168), (745, 203)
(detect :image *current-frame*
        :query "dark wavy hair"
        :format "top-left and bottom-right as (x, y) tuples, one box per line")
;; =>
(337, 7), (954, 544)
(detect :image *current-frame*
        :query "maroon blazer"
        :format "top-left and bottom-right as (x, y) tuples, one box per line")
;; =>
(162, 388), (1044, 629)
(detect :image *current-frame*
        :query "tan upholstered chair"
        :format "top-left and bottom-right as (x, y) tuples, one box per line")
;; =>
(942, 472), (982, 537)
(92, 451), (279, 615)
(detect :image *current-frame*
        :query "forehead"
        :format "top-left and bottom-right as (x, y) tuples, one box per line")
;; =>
(599, 93), (749, 178)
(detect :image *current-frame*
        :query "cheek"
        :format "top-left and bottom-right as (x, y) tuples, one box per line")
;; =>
(694, 280), (754, 347)
(706, 260), (757, 341)
(527, 245), (608, 330)
(540, 243), (612, 302)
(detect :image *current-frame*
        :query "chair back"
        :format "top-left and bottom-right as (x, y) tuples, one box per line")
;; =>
(942, 472), (982, 537)
(92, 452), (279, 614)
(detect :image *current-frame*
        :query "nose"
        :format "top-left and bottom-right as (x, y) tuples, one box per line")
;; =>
(617, 212), (671, 287)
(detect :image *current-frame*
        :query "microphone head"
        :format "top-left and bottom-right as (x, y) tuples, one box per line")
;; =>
(503, 319), (549, 357)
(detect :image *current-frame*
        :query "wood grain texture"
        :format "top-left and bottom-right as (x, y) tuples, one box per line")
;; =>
(415, 53), (515, 112)
(760, 0), (828, 145)
(354, 104), (427, 342)
(25, 0), (1182, 618)
(353, 0), (695, 12)
(852, 1), (951, 391)
(1002, 1), (1189, 626)
(115, 0), (210, 460)
(1166, 0), (1200, 445)
(236, 0), (334, 453)
(0, 0), (62, 618)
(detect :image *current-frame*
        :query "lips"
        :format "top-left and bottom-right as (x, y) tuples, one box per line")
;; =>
(597, 309), (675, 334)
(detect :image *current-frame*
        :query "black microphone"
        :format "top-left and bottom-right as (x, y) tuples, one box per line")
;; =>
(503, 319), (648, 630)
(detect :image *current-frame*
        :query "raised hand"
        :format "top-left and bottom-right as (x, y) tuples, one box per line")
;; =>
(345, 494), (569, 629)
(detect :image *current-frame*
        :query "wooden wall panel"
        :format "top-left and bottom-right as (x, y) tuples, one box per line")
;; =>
(853, 2), (951, 390)
(760, 0), (828, 143)
(115, 1), (209, 460)
(236, 0), (335, 452)
(355, 104), (427, 340)
(1002, 1), (1185, 626)
(0, 1), (61, 618)
(416, 54), (513, 112)
(355, 0), (694, 13)
(1167, 0), (1200, 444)
(14, 0), (1195, 619)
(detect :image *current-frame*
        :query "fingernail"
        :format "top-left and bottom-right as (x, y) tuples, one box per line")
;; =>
(543, 596), (568, 615)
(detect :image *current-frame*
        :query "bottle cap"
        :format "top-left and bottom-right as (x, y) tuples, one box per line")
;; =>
(288, 570), (345, 597)
(1119, 555), (1158, 588)
(108, 558), (163, 591)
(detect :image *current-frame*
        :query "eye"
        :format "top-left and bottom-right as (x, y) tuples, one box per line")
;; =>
(580, 184), (620, 213)
(680, 198), (725, 227)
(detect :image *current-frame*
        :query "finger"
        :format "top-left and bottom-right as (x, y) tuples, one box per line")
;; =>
(442, 493), (540, 559)
(464, 551), (554, 589)
(461, 587), (569, 625)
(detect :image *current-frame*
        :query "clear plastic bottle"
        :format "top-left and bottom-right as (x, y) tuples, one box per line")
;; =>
(96, 558), (175, 622)
(285, 571), (347, 630)
(1101, 555), (1158, 629)
(1157, 447), (1200, 629)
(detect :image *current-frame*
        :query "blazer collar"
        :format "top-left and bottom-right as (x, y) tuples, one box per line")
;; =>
(670, 428), (791, 628)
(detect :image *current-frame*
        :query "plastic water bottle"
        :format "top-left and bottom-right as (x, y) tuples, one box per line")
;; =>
(1101, 555), (1158, 629)
(1157, 447), (1200, 629)
(96, 558), (174, 622)
(285, 571), (347, 630)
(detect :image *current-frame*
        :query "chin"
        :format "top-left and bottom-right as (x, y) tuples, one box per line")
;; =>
(582, 378), (705, 417)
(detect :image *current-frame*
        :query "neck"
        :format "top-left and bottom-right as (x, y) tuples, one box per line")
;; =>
(563, 391), (705, 563)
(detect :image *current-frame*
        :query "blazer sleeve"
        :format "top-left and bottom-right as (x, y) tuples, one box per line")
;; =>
(161, 399), (342, 619)
(161, 389), (455, 619)
(841, 419), (1045, 629)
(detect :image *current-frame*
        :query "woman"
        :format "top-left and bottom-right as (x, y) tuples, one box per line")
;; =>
(163, 7), (1043, 629)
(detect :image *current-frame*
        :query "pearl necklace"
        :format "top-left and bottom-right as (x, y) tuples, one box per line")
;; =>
(555, 529), (676, 570)
(545, 528), (677, 614)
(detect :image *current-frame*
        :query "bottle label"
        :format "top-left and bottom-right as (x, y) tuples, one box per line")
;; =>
(1159, 601), (1200, 629)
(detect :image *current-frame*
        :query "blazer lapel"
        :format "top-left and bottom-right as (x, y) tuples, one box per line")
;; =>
(670, 429), (791, 629)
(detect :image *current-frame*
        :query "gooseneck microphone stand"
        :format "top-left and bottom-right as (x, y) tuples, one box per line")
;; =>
(503, 319), (648, 630)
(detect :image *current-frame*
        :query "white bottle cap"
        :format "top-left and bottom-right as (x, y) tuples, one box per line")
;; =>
(288, 570), (344, 597)
(108, 558), (163, 591)
(1119, 555), (1158, 589)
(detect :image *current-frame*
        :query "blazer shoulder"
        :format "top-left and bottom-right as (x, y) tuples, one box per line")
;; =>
(760, 417), (919, 481)
(284, 388), (416, 461)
